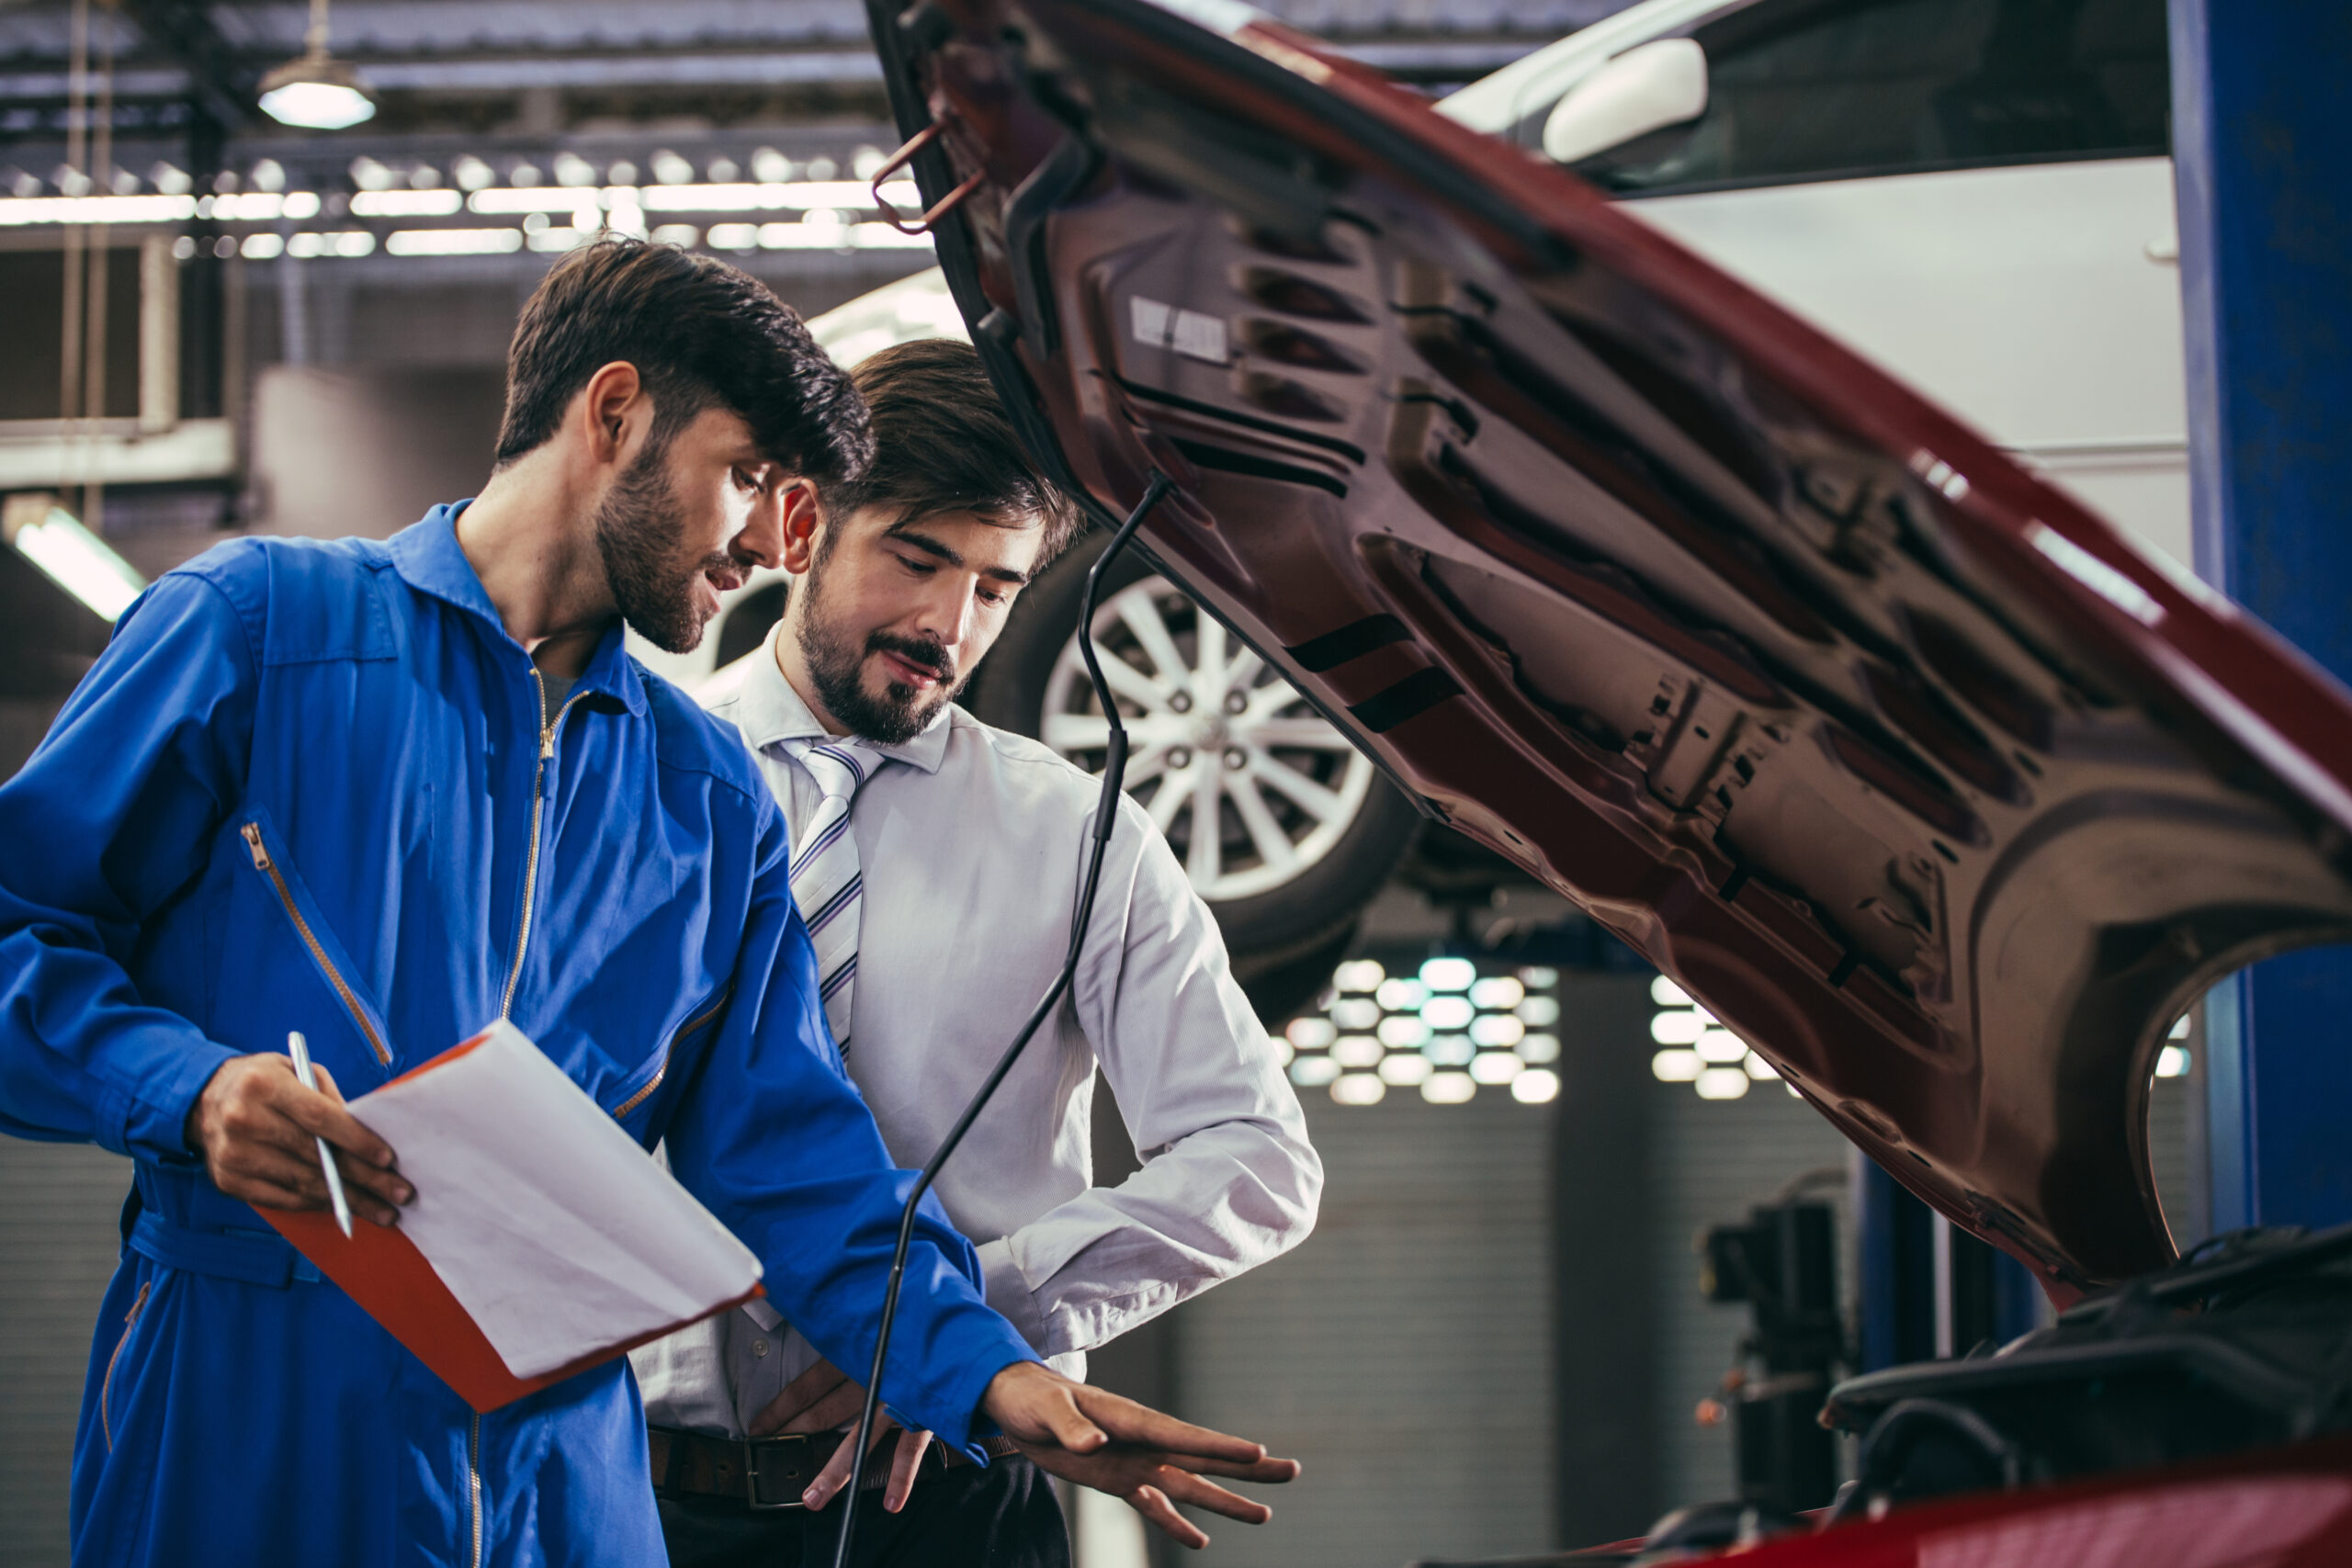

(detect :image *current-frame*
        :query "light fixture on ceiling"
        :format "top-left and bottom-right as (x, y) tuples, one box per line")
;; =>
(3, 493), (145, 622)
(258, 0), (376, 130)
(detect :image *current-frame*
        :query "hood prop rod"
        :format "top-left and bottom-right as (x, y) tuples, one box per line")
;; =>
(871, 112), (987, 235)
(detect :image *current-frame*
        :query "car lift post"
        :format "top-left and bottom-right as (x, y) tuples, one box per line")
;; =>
(2170, 1), (2352, 1233)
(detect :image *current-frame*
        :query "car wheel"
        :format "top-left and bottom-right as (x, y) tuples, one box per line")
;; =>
(967, 530), (1420, 964)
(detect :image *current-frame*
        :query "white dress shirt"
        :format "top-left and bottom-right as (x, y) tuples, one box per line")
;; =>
(633, 626), (1321, 1437)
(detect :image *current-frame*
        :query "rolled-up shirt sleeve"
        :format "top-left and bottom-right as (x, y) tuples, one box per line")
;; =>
(990, 793), (1322, 1358)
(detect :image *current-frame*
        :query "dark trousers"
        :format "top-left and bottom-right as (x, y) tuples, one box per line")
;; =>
(659, 1453), (1071, 1568)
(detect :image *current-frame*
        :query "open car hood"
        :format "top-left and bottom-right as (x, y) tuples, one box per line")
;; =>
(863, 0), (2352, 1301)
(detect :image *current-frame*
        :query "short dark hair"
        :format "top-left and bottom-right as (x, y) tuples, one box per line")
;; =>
(816, 338), (1079, 561)
(496, 237), (872, 485)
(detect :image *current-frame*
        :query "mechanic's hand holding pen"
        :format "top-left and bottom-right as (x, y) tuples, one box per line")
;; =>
(182, 1049), (414, 1227)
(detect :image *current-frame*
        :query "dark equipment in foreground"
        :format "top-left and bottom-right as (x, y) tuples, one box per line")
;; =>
(1702, 1198), (1844, 1516)
(1411, 1224), (2352, 1562)
(1824, 1221), (2352, 1522)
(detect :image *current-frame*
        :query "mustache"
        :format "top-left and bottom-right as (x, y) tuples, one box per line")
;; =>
(867, 630), (955, 683)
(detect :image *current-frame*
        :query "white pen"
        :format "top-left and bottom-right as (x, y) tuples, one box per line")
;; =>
(287, 1031), (354, 1238)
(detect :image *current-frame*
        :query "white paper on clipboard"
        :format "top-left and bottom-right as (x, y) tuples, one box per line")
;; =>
(350, 1021), (763, 1380)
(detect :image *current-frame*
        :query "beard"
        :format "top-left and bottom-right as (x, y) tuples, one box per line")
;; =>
(593, 440), (736, 655)
(795, 558), (967, 745)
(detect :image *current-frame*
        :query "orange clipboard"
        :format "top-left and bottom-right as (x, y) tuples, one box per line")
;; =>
(261, 1027), (765, 1414)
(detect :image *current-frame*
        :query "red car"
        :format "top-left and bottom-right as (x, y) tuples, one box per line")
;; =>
(857, 0), (2352, 1560)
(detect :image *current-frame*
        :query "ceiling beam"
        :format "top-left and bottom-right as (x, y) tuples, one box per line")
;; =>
(115, 0), (254, 143)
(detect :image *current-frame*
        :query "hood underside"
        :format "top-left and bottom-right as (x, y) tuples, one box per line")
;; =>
(864, 0), (2352, 1300)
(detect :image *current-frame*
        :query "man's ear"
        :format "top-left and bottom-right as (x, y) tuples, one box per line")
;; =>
(576, 361), (647, 468)
(778, 481), (824, 576)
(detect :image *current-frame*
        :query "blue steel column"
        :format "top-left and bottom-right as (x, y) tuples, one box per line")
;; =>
(2169, 1), (2352, 1233)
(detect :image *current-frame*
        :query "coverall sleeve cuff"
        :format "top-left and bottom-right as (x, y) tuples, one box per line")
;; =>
(923, 1344), (1043, 1464)
(107, 1039), (240, 1164)
(976, 1237), (1053, 1355)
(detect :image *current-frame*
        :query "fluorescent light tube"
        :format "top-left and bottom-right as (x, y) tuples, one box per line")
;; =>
(4, 496), (145, 621)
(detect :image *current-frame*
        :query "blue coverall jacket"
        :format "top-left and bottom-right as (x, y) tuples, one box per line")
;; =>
(0, 507), (1040, 1567)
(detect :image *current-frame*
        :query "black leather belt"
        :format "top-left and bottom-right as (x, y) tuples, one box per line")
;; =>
(649, 1425), (1023, 1511)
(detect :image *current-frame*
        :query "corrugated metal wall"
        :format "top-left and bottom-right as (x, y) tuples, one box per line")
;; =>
(2149, 1074), (2193, 1247)
(0, 1141), (130, 1566)
(1170, 1093), (1555, 1568)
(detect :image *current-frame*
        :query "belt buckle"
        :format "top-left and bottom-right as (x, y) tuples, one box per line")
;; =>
(743, 1434), (819, 1511)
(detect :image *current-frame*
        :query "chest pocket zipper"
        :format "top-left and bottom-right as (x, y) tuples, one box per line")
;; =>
(241, 822), (392, 1066)
(608, 987), (733, 1122)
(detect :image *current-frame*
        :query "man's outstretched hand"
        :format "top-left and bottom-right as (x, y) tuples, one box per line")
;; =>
(982, 1361), (1301, 1550)
(184, 1053), (413, 1225)
(776, 1358), (1300, 1545)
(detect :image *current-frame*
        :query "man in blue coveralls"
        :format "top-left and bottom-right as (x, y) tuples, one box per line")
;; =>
(0, 238), (1294, 1567)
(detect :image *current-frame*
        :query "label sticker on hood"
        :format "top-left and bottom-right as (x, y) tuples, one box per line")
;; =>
(1132, 297), (1230, 365)
(2026, 522), (2165, 627)
(1139, 0), (1265, 39)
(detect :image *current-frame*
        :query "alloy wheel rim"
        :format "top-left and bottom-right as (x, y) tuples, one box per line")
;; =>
(1042, 577), (1374, 902)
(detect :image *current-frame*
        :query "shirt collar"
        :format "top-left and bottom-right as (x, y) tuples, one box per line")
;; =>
(388, 502), (647, 717)
(736, 619), (953, 775)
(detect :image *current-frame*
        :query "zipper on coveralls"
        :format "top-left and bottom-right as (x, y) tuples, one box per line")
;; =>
(498, 668), (590, 1021)
(469, 668), (586, 1564)
(99, 1280), (152, 1452)
(468, 1412), (484, 1568)
(241, 824), (392, 1066)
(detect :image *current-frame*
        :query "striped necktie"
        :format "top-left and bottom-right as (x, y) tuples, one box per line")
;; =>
(785, 738), (887, 1052)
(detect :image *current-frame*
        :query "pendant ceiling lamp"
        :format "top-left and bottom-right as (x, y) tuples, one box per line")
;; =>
(258, 0), (375, 130)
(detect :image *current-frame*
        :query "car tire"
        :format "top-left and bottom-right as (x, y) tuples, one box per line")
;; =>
(966, 530), (1419, 965)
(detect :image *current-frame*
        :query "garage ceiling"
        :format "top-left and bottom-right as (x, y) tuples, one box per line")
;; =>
(0, 0), (1636, 145)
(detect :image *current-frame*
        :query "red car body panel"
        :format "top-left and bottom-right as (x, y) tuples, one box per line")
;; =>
(1719, 1438), (2352, 1567)
(880, 0), (2352, 1306)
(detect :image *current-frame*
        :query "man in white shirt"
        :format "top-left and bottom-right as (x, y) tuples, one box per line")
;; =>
(633, 340), (1322, 1567)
